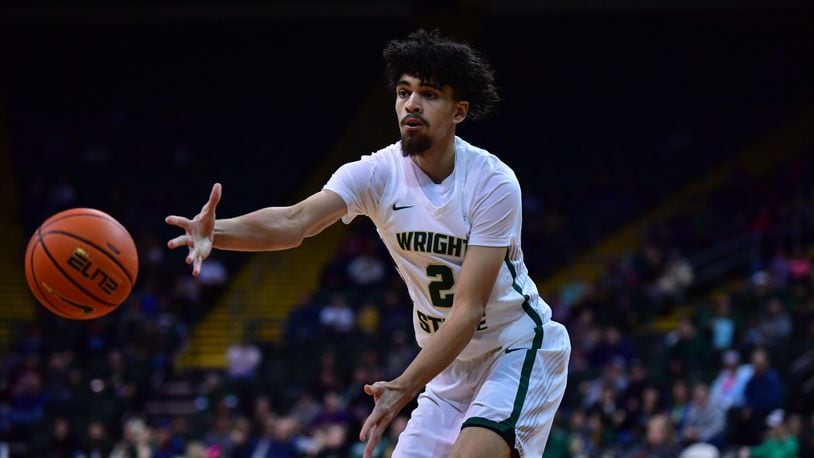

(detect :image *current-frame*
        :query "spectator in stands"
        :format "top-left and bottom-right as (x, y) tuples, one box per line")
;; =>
(668, 379), (691, 433)
(374, 288), (409, 337)
(185, 441), (207, 458)
(567, 409), (613, 456)
(154, 421), (183, 458)
(346, 245), (386, 286)
(289, 392), (321, 430)
(196, 257), (229, 287)
(225, 336), (262, 415)
(740, 409), (799, 458)
(202, 413), (233, 455)
(652, 249), (694, 307)
(624, 414), (680, 458)
(680, 382), (725, 446)
(709, 350), (753, 412)
(46, 417), (79, 457)
(679, 442), (720, 458)
(738, 348), (784, 444)
(588, 325), (637, 368)
(318, 293), (355, 335)
(617, 360), (652, 441)
(356, 299), (380, 338)
(226, 417), (254, 457)
(581, 358), (628, 409)
(756, 298), (792, 350)
(383, 330), (417, 380)
(111, 418), (154, 458)
(666, 318), (710, 380)
(566, 308), (601, 374)
(311, 391), (351, 430)
(225, 336), (262, 380)
(251, 396), (273, 433)
(105, 349), (137, 405)
(708, 294), (737, 352)
(306, 391), (351, 457)
(768, 249), (791, 288)
(81, 420), (115, 457)
(285, 294), (321, 344)
(250, 415), (301, 458)
(8, 364), (45, 431)
(593, 383), (626, 434)
(638, 386), (665, 438)
(787, 248), (812, 282)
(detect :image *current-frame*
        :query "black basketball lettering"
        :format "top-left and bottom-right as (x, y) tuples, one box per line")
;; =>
(37, 233), (118, 308)
(45, 231), (134, 286)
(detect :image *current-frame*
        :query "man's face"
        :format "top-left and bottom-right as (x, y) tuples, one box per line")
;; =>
(395, 74), (468, 156)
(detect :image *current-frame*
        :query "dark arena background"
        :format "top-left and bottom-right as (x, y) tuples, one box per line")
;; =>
(1, 0), (814, 456)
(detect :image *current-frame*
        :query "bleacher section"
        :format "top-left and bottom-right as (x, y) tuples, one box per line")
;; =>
(0, 103), (34, 349)
(178, 90), (397, 368)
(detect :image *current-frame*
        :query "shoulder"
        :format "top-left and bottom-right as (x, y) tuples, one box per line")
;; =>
(364, 141), (402, 166)
(458, 137), (521, 201)
(346, 141), (402, 182)
(332, 142), (401, 184)
(458, 137), (519, 189)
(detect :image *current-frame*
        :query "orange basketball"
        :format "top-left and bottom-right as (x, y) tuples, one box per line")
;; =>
(24, 208), (139, 320)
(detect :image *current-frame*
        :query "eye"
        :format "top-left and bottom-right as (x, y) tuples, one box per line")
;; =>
(423, 91), (437, 100)
(397, 89), (410, 98)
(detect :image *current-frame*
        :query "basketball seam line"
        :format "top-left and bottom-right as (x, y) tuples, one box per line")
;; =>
(29, 238), (75, 318)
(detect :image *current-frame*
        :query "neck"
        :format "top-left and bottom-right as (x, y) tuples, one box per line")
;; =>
(411, 131), (456, 183)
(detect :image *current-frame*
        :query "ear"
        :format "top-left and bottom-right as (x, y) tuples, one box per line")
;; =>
(452, 101), (469, 124)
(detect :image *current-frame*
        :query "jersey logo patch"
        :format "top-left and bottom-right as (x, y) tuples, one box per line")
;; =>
(392, 203), (414, 211)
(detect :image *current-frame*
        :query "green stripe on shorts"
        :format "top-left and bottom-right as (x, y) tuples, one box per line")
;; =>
(461, 257), (545, 437)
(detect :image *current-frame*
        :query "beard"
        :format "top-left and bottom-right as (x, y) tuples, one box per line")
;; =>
(400, 133), (432, 157)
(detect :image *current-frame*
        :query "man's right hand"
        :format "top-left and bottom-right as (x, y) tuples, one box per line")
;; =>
(166, 183), (222, 276)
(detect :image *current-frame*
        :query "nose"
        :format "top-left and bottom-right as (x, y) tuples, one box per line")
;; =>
(405, 92), (422, 113)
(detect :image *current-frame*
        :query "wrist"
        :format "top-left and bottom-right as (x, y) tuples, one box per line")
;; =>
(391, 374), (423, 399)
(212, 219), (225, 247)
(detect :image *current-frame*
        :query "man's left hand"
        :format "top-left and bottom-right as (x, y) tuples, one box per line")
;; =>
(359, 380), (412, 458)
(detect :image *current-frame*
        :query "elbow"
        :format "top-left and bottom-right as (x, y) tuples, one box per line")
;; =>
(269, 212), (304, 250)
(285, 224), (306, 249)
(457, 302), (486, 329)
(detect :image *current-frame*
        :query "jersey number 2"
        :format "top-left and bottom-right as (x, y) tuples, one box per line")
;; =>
(427, 265), (454, 308)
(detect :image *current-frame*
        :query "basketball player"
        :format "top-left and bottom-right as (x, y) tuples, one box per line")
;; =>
(166, 30), (570, 458)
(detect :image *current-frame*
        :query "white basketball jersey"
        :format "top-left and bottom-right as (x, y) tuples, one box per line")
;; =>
(325, 136), (551, 360)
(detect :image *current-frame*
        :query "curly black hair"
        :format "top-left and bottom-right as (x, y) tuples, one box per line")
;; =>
(382, 29), (500, 121)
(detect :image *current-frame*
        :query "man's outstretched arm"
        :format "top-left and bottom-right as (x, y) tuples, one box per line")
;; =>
(213, 189), (348, 251)
(166, 183), (347, 275)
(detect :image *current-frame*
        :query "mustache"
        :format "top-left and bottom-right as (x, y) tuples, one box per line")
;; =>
(401, 114), (428, 127)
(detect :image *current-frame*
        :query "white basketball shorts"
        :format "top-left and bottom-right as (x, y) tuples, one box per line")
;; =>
(392, 319), (570, 458)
